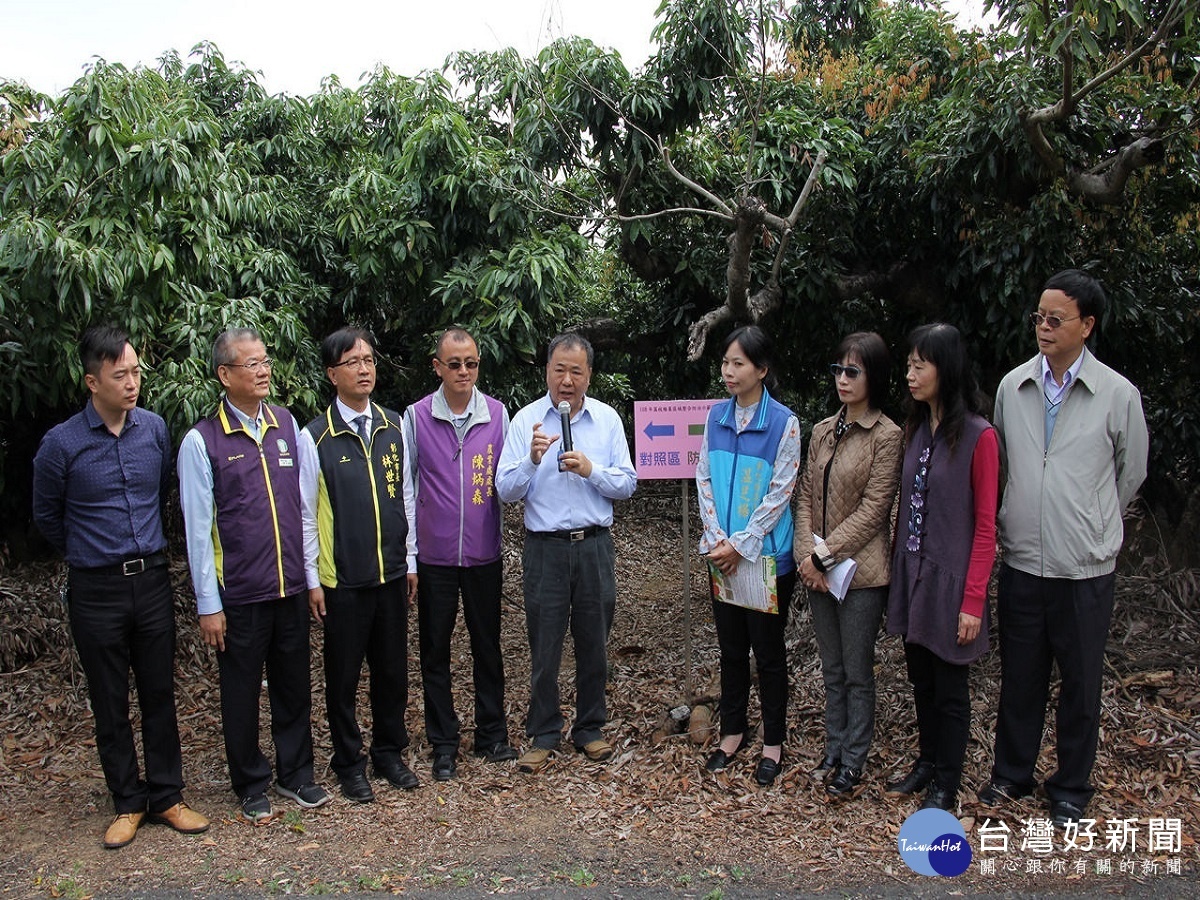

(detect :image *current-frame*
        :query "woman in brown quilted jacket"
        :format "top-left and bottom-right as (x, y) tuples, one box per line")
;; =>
(794, 332), (903, 798)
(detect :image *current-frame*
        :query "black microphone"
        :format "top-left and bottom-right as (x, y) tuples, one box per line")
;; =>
(558, 400), (573, 471)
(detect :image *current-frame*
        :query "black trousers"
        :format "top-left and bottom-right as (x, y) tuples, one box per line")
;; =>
(904, 641), (971, 794)
(323, 579), (409, 777)
(522, 530), (616, 749)
(67, 563), (183, 814)
(991, 564), (1116, 807)
(711, 569), (795, 747)
(418, 561), (508, 755)
(218, 592), (314, 797)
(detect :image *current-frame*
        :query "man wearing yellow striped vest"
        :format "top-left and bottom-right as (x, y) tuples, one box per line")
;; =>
(300, 327), (419, 803)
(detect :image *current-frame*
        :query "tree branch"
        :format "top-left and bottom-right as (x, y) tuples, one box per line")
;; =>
(1067, 136), (1165, 205)
(662, 147), (734, 216)
(686, 303), (735, 362)
(618, 207), (734, 223)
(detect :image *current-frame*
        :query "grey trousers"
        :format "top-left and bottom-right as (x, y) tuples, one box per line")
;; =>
(809, 586), (885, 769)
(522, 529), (616, 749)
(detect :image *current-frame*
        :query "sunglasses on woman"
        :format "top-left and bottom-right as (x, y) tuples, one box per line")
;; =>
(829, 364), (863, 379)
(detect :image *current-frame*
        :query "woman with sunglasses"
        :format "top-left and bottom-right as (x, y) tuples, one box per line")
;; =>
(886, 323), (999, 812)
(794, 333), (903, 798)
(696, 325), (802, 787)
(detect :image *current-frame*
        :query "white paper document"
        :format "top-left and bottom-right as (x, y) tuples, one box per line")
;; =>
(813, 534), (858, 602)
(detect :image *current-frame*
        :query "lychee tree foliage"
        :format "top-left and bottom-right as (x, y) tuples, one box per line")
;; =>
(0, 45), (586, 534)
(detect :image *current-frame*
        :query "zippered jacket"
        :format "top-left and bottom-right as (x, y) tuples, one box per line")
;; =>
(995, 348), (1148, 579)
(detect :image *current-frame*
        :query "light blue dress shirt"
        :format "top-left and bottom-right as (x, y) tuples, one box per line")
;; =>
(178, 399), (320, 616)
(496, 393), (637, 531)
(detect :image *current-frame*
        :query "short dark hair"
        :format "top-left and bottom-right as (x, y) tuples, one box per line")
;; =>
(1043, 269), (1106, 321)
(547, 332), (594, 369)
(905, 322), (985, 453)
(321, 327), (376, 369)
(80, 325), (131, 377)
(211, 327), (262, 376)
(835, 331), (890, 411)
(436, 327), (477, 358)
(721, 325), (776, 392)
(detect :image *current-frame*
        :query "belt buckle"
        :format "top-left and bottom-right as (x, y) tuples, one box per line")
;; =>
(568, 529), (586, 542)
(122, 558), (145, 576)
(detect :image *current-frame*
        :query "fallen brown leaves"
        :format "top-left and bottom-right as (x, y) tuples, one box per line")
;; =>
(1, 483), (1198, 896)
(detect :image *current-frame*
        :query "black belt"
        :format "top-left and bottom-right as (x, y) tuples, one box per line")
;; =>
(74, 552), (168, 577)
(526, 526), (608, 542)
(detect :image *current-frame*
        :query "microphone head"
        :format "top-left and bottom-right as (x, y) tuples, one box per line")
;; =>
(557, 400), (572, 415)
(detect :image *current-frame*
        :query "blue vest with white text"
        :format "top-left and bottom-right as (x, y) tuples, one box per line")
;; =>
(704, 389), (796, 574)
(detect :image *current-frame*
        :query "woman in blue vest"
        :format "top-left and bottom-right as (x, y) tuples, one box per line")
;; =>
(886, 323), (999, 812)
(696, 325), (802, 787)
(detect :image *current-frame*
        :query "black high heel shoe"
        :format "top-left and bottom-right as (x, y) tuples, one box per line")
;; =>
(705, 735), (749, 773)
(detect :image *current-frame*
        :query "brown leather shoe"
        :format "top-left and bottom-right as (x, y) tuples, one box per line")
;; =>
(578, 739), (614, 762)
(517, 747), (554, 773)
(149, 802), (210, 834)
(103, 812), (145, 849)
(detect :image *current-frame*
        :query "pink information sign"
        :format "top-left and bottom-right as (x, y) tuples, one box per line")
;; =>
(632, 398), (723, 480)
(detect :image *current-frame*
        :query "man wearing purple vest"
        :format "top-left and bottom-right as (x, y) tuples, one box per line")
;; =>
(403, 327), (515, 781)
(178, 327), (329, 824)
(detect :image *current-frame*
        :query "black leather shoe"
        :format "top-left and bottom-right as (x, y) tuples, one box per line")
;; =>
(474, 742), (519, 763)
(885, 760), (936, 797)
(1050, 800), (1086, 828)
(374, 761), (419, 791)
(921, 783), (956, 811)
(754, 756), (783, 787)
(705, 736), (748, 773)
(339, 772), (375, 803)
(977, 779), (1033, 807)
(811, 754), (839, 780)
(826, 764), (862, 797)
(432, 753), (457, 782)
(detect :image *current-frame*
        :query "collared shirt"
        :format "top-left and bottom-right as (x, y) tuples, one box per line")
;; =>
(336, 397), (371, 434)
(1041, 351), (1085, 448)
(32, 401), (171, 568)
(496, 393), (636, 531)
(1041, 351), (1085, 405)
(178, 398), (319, 615)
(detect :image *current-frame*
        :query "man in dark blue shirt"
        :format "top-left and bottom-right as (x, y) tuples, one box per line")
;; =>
(32, 326), (209, 850)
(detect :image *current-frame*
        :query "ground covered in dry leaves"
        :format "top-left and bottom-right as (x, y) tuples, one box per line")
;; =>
(1, 484), (1198, 897)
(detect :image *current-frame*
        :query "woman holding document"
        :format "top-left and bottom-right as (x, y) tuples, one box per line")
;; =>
(794, 332), (903, 798)
(886, 323), (999, 812)
(696, 326), (801, 787)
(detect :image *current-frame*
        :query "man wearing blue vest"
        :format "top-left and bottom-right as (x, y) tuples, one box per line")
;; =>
(301, 327), (420, 802)
(979, 270), (1148, 828)
(178, 327), (329, 824)
(403, 327), (515, 782)
(496, 333), (637, 774)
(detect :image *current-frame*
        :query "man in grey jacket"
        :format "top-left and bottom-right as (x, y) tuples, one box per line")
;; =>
(978, 269), (1148, 827)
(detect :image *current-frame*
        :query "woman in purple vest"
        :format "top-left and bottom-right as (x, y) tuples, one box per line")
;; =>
(696, 326), (802, 787)
(886, 323), (1000, 812)
(795, 332), (903, 799)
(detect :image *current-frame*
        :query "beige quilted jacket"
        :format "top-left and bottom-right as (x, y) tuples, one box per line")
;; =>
(793, 407), (903, 589)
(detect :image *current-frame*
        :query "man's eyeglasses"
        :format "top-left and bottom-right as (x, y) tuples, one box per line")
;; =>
(331, 356), (376, 369)
(436, 358), (480, 370)
(1029, 312), (1081, 329)
(830, 364), (863, 379)
(225, 357), (272, 372)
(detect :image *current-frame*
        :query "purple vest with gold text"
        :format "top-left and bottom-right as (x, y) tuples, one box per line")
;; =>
(194, 401), (307, 605)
